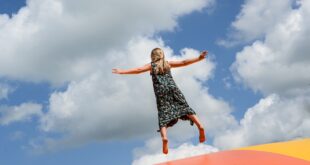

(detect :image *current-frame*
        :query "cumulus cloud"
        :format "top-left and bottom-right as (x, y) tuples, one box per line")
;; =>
(214, 93), (310, 149)
(0, 0), (239, 155)
(0, 0), (214, 84)
(213, 0), (310, 149)
(218, 0), (295, 46)
(0, 103), (43, 125)
(34, 37), (237, 152)
(231, 0), (310, 95)
(132, 137), (218, 165)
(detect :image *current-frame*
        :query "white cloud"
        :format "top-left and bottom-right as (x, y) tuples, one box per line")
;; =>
(231, 0), (310, 95)
(218, 0), (295, 46)
(0, 0), (237, 155)
(132, 137), (218, 165)
(0, 0), (214, 85)
(213, 0), (310, 150)
(213, 93), (310, 149)
(32, 37), (238, 153)
(0, 103), (43, 125)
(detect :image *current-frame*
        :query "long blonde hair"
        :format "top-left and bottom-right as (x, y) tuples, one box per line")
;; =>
(151, 48), (170, 74)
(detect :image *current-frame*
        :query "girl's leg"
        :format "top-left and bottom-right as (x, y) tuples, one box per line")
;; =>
(160, 126), (168, 140)
(187, 114), (206, 143)
(160, 127), (168, 154)
(187, 114), (203, 129)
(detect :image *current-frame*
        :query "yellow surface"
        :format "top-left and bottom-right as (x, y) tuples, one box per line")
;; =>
(236, 138), (310, 161)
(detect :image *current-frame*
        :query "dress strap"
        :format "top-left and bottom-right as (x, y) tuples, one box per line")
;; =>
(150, 62), (156, 75)
(150, 62), (153, 75)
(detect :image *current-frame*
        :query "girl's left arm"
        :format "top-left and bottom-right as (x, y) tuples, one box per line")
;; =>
(112, 63), (151, 74)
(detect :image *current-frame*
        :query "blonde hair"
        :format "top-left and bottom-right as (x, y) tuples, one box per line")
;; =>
(151, 48), (170, 74)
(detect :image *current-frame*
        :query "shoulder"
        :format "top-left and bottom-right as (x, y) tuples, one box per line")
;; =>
(143, 63), (152, 72)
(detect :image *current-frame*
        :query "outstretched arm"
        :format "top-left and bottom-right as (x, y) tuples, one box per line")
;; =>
(112, 63), (151, 74)
(169, 50), (208, 68)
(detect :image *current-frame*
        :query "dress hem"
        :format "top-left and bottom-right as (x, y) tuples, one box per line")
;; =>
(156, 111), (196, 132)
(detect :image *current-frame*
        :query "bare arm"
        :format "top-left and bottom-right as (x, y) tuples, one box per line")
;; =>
(112, 63), (151, 74)
(169, 50), (208, 68)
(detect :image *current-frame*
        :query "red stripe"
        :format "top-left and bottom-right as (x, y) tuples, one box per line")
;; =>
(156, 150), (310, 165)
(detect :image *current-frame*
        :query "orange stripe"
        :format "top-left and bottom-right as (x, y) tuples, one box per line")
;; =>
(156, 150), (310, 165)
(237, 138), (310, 161)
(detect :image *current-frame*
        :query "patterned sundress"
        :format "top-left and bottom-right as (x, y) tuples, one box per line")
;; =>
(150, 61), (196, 132)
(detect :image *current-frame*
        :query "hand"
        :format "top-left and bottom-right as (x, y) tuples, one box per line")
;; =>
(112, 68), (122, 74)
(199, 50), (208, 60)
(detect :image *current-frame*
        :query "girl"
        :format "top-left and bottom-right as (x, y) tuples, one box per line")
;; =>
(112, 48), (207, 154)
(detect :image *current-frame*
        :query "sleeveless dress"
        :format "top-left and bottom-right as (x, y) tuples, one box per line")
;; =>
(150, 61), (196, 132)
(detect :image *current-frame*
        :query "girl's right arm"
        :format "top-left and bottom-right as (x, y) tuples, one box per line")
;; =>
(112, 63), (151, 74)
(169, 50), (208, 68)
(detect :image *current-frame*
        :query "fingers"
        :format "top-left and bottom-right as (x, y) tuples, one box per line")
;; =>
(199, 50), (208, 59)
(200, 50), (207, 55)
(202, 50), (208, 55)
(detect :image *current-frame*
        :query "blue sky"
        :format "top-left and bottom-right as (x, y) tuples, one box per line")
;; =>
(0, 0), (309, 165)
(158, 0), (262, 116)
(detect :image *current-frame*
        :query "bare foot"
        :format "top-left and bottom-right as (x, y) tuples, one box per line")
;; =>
(162, 139), (168, 154)
(199, 128), (206, 143)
